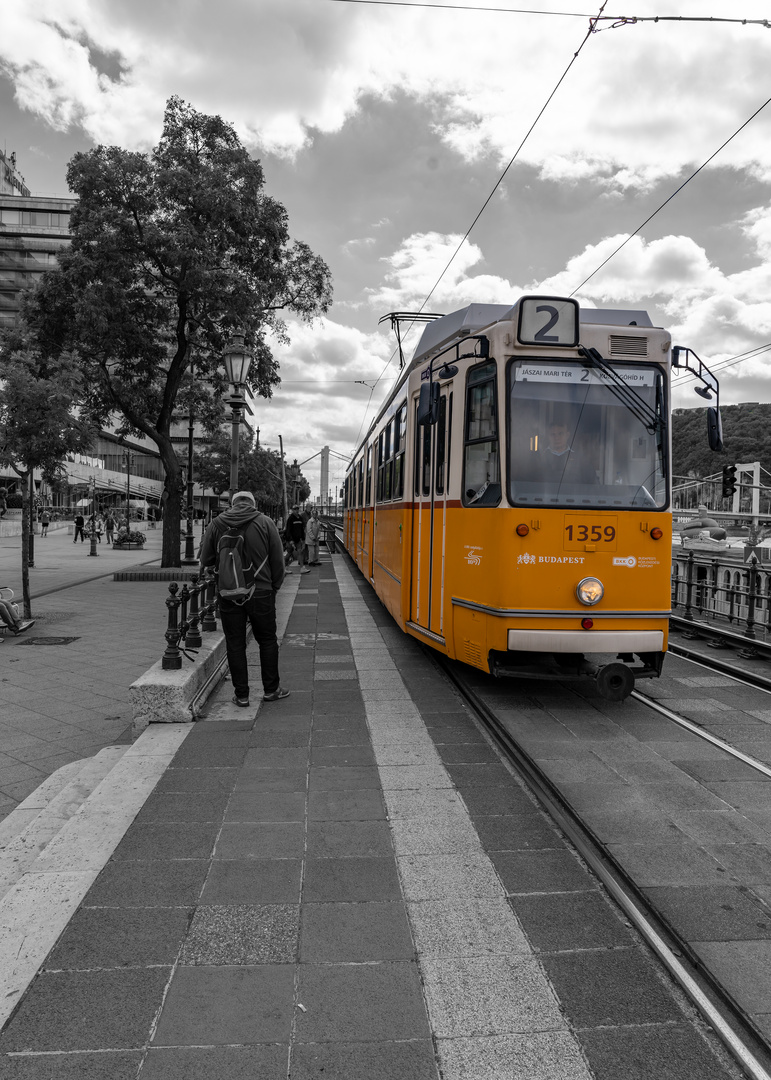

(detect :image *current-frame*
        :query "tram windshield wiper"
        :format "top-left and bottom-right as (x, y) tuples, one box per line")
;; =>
(577, 345), (664, 436)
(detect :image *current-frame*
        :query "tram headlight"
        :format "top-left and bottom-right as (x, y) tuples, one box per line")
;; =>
(576, 577), (604, 606)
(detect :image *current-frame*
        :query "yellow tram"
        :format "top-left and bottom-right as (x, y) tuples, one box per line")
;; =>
(344, 296), (721, 699)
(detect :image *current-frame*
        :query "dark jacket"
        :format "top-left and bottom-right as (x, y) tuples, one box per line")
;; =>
(199, 507), (285, 594)
(285, 511), (305, 543)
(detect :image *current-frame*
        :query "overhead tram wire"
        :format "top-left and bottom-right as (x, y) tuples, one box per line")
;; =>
(322, 0), (770, 28)
(359, 0), (610, 425)
(568, 91), (771, 298)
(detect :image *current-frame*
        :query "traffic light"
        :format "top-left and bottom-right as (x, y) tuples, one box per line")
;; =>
(722, 464), (737, 499)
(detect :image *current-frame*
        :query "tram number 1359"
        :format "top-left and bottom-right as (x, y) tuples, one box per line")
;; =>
(564, 520), (617, 550)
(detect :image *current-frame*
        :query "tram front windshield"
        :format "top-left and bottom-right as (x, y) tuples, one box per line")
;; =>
(508, 359), (667, 509)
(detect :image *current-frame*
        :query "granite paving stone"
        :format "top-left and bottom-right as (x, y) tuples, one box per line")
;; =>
(307, 765), (380, 790)
(181, 904), (299, 964)
(308, 788), (386, 819)
(44, 906), (191, 970)
(225, 790), (306, 822)
(491, 849), (594, 894)
(542, 949), (683, 1026)
(152, 964), (295, 1045)
(288, 1041), (439, 1080)
(511, 891), (633, 953)
(201, 858), (302, 903)
(306, 819), (393, 858)
(420, 955), (564, 1037)
(578, 1024), (736, 1080)
(0, 968), (171, 1052)
(295, 962), (431, 1042)
(234, 766), (308, 792)
(215, 821), (305, 858)
(140, 1046), (288, 1080)
(474, 814), (563, 852)
(436, 1032), (592, 1080)
(408, 897), (531, 958)
(300, 901), (414, 961)
(0, 1051), (142, 1079)
(87, 859), (210, 906)
(302, 855), (402, 902)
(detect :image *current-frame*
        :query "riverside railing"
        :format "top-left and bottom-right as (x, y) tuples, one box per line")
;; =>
(162, 568), (218, 670)
(670, 549), (771, 645)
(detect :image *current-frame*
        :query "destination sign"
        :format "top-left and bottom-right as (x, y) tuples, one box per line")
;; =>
(515, 363), (655, 387)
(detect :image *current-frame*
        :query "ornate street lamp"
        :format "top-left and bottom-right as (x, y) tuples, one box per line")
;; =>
(182, 355), (198, 565)
(87, 475), (98, 557)
(222, 333), (253, 500)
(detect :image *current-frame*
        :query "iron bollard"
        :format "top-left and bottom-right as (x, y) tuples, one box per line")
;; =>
(201, 568), (218, 632)
(179, 582), (190, 641)
(162, 582), (183, 670)
(186, 573), (203, 649)
(683, 551), (695, 622)
(744, 556), (758, 641)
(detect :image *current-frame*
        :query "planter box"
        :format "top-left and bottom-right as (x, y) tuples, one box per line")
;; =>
(114, 544), (145, 551)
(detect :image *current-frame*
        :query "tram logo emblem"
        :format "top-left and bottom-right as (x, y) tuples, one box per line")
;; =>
(464, 546), (482, 565)
(613, 556), (637, 568)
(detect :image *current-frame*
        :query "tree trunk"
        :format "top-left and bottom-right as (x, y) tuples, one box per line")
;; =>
(157, 440), (185, 568)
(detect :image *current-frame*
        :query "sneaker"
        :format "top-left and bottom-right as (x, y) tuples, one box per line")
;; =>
(14, 620), (35, 634)
(263, 687), (290, 702)
(232, 694), (250, 707)
(300, 567), (311, 574)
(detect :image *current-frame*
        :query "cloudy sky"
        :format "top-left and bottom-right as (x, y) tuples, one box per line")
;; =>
(2, 0), (771, 497)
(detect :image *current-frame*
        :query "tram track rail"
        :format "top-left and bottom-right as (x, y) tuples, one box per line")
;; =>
(436, 655), (771, 1080)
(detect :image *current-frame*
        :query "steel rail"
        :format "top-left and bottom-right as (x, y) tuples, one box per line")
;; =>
(436, 657), (771, 1080)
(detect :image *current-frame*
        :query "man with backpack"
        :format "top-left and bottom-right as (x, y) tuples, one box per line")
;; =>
(199, 490), (289, 707)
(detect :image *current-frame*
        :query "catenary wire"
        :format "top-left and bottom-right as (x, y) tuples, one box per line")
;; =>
(568, 92), (771, 297)
(360, 0), (609, 423)
(321, 0), (770, 28)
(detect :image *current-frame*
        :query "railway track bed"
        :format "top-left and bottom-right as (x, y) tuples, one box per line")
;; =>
(438, 645), (771, 1079)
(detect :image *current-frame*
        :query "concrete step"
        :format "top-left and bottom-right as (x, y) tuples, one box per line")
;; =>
(0, 746), (129, 902)
(0, 759), (89, 850)
(0, 724), (193, 1031)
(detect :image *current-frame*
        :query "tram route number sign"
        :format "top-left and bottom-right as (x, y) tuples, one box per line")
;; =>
(563, 515), (618, 551)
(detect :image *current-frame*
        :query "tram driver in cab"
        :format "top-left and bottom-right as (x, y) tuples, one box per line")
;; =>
(537, 416), (597, 488)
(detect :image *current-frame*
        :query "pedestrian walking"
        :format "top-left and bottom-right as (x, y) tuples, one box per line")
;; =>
(73, 512), (86, 543)
(305, 508), (321, 565)
(284, 504), (309, 574)
(199, 490), (289, 707)
(40, 510), (50, 537)
(105, 513), (116, 544)
(93, 513), (104, 543)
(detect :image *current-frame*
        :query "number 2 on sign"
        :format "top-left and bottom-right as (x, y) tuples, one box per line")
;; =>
(565, 524), (616, 542)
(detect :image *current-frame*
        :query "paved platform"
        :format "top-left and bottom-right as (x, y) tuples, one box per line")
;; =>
(0, 526), (177, 820)
(0, 552), (744, 1079)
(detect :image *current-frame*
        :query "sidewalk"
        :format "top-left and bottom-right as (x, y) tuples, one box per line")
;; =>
(0, 526), (180, 821)
(0, 553), (743, 1079)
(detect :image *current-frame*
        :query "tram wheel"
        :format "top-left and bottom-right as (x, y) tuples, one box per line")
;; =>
(596, 662), (634, 702)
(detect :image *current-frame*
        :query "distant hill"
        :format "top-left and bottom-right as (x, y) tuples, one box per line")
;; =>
(673, 403), (771, 479)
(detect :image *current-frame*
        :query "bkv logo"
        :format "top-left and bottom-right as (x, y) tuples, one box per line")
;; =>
(613, 556), (637, 568)
(464, 547), (482, 565)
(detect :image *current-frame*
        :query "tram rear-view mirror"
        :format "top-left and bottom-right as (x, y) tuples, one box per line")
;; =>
(707, 407), (723, 452)
(418, 382), (440, 426)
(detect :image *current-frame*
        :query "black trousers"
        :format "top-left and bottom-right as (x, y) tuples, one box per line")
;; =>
(219, 591), (280, 699)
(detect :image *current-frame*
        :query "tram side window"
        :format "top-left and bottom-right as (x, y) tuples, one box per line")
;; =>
(366, 445), (373, 504)
(357, 460), (364, 507)
(462, 362), (500, 507)
(394, 403), (407, 499)
(422, 419), (432, 496)
(414, 404), (422, 496)
(436, 395), (447, 494)
(376, 432), (385, 502)
(383, 422), (393, 501)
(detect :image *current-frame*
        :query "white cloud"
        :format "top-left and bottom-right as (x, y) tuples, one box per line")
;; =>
(3, 0), (771, 190)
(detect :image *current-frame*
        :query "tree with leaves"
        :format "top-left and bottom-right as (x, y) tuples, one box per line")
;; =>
(24, 95), (332, 566)
(193, 433), (309, 510)
(0, 346), (96, 616)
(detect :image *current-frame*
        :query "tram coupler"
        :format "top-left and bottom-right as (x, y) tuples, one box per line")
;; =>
(595, 662), (635, 701)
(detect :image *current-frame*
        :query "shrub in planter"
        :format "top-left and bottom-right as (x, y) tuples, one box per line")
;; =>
(5, 493), (23, 509)
(113, 529), (147, 547)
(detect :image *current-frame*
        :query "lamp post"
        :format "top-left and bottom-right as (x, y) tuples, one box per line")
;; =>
(122, 448), (135, 533)
(87, 476), (98, 557)
(222, 333), (253, 500)
(182, 355), (197, 565)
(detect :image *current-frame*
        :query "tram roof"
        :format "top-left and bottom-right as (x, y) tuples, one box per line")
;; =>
(410, 303), (654, 364)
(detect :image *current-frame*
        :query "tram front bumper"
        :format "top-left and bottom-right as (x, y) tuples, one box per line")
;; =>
(506, 629), (664, 653)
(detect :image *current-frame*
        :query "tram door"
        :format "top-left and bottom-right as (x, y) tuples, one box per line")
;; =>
(361, 444), (374, 580)
(411, 389), (451, 638)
